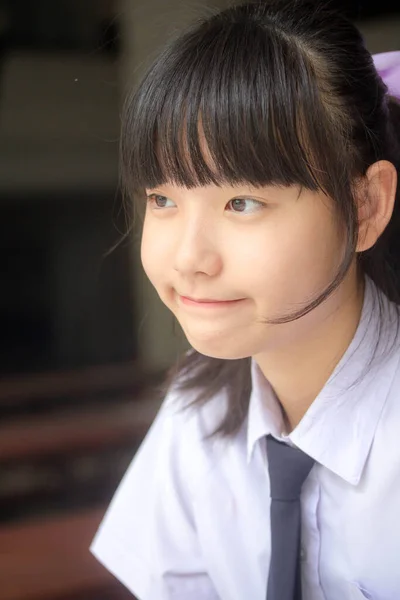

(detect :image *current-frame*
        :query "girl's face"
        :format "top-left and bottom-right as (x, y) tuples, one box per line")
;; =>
(141, 182), (349, 359)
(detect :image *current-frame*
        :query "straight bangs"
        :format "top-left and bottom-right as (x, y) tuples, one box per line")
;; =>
(121, 12), (349, 198)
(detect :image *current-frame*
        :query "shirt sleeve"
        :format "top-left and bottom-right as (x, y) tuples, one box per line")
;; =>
(90, 391), (220, 600)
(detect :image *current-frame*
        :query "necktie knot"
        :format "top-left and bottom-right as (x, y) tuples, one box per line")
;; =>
(266, 435), (315, 501)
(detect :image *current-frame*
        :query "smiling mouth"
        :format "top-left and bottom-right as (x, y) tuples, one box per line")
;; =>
(178, 295), (246, 307)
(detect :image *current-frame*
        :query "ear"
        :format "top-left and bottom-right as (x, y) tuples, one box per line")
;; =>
(356, 160), (397, 253)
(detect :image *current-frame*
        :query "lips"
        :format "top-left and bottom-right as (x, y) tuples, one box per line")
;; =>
(183, 296), (232, 303)
(180, 295), (242, 303)
(178, 294), (246, 308)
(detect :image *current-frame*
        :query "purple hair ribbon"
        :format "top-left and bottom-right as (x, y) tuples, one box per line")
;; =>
(373, 51), (400, 99)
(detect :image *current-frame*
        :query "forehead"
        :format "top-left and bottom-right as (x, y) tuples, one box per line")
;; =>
(122, 17), (346, 200)
(155, 118), (221, 182)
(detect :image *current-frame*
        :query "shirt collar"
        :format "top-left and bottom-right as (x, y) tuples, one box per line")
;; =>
(246, 277), (400, 485)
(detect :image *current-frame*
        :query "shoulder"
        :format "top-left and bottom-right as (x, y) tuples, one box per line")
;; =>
(160, 378), (231, 475)
(90, 380), (231, 599)
(92, 374), (231, 526)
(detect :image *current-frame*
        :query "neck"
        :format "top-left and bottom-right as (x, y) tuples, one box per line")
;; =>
(254, 268), (365, 432)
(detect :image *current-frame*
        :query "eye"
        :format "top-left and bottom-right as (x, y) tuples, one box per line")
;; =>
(227, 198), (265, 214)
(146, 194), (176, 209)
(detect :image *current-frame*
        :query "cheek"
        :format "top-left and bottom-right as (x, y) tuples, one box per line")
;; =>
(240, 206), (342, 303)
(140, 223), (152, 280)
(279, 204), (343, 289)
(140, 219), (168, 288)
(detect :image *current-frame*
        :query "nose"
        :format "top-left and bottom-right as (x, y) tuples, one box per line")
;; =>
(173, 220), (222, 278)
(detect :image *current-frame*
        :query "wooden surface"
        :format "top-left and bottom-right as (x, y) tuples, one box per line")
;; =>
(0, 361), (149, 404)
(0, 396), (161, 461)
(0, 507), (134, 600)
(0, 363), (161, 599)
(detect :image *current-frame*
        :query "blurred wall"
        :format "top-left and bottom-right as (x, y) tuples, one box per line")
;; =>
(0, 2), (136, 374)
(359, 15), (400, 53)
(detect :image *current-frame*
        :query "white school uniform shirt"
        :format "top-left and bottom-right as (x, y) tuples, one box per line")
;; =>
(91, 277), (400, 600)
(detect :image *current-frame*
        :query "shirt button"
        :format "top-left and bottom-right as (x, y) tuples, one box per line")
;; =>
(300, 547), (307, 561)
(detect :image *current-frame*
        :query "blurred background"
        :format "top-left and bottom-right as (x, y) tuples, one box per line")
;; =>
(0, 1), (398, 599)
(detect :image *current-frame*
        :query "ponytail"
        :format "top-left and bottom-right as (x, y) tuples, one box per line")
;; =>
(359, 94), (400, 304)
(387, 96), (400, 162)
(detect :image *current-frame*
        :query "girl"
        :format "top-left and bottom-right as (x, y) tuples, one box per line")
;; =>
(91, 1), (400, 599)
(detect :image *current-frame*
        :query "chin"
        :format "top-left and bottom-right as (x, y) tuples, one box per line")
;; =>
(185, 333), (254, 361)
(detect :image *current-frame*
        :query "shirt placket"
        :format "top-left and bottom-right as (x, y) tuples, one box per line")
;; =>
(301, 468), (326, 600)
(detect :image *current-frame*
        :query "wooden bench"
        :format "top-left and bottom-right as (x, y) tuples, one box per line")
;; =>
(0, 363), (162, 600)
(0, 508), (135, 600)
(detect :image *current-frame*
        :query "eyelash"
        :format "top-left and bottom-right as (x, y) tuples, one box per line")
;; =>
(146, 194), (174, 209)
(146, 194), (266, 214)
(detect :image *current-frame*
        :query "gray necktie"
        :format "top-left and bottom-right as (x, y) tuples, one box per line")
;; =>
(266, 435), (315, 600)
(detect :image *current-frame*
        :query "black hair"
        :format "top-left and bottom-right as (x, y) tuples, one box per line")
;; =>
(121, 0), (400, 436)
